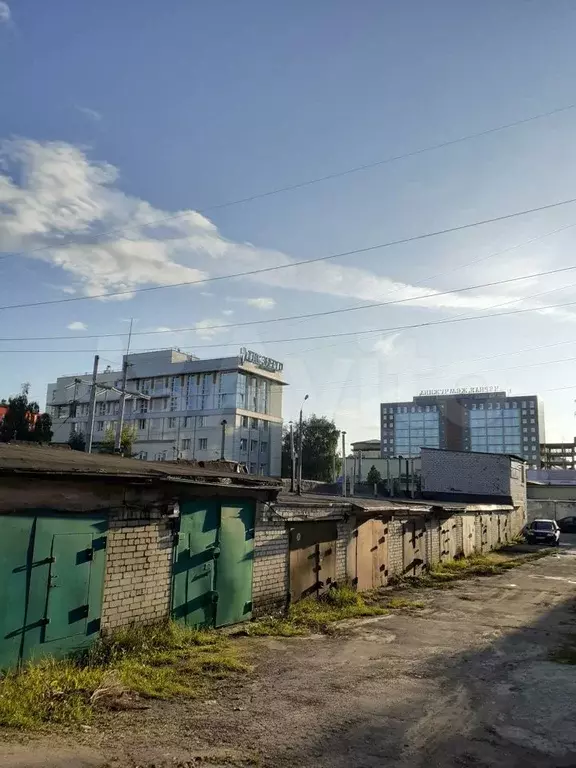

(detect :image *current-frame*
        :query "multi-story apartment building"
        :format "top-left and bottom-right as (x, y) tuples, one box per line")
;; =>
(47, 348), (286, 476)
(380, 389), (543, 467)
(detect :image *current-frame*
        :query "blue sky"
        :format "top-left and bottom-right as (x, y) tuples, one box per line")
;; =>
(2, 0), (576, 443)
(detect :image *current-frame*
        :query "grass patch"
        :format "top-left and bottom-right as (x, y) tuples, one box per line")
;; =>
(550, 635), (576, 665)
(246, 585), (388, 637)
(390, 550), (551, 589)
(0, 622), (249, 730)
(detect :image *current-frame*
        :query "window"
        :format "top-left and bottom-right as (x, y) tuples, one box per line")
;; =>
(198, 438), (208, 450)
(181, 438), (191, 450)
(138, 451), (148, 461)
(260, 441), (268, 453)
(259, 464), (266, 475)
(183, 417), (191, 428)
(138, 419), (147, 430)
(169, 397), (178, 411)
(241, 415), (249, 427)
(250, 439), (258, 452)
(382, 438), (388, 444)
(167, 417), (177, 429)
(240, 438), (248, 451)
(251, 417), (259, 429)
(96, 421), (104, 431)
(530, 418), (535, 424)
(250, 463), (257, 474)
(262, 420), (269, 432)
(197, 416), (206, 427)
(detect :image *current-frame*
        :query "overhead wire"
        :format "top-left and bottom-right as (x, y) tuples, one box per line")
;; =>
(3, 196), (576, 313)
(1, 101), (574, 266)
(1, 261), (576, 342)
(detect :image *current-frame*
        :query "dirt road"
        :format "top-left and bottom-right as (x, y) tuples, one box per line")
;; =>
(2, 541), (576, 767)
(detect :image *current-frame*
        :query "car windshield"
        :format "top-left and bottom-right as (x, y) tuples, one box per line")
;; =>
(533, 521), (554, 531)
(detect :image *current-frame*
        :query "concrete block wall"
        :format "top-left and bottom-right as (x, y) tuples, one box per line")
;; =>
(101, 508), (173, 630)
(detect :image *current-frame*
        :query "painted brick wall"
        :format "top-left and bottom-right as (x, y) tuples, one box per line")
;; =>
(426, 518), (441, 565)
(101, 508), (173, 630)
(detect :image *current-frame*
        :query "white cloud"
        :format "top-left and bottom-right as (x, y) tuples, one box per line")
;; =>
(246, 297), (276, 310)
(67, 321), (87, 331)
(0, 137), (564, 319)
(372, 333), (400, 358)
(194, 318), (226, 340)
(76, 106), (102, 122)
(0, 2), (10, 23)
(222, 309), (234, 316)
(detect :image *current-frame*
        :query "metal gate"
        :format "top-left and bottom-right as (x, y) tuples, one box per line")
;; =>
(403, 518), (426, 577)
(0, 513), (108, 669)
(349, 519), (389, 591)
(172, 499), (255, 629)
(289, 521), (337, 602)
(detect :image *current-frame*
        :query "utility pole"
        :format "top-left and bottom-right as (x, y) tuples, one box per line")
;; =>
(297, 394), (309, 495)
(220, 419), (227, 460)
(115, 318), (133, 453)
(289, 421), (295, 492)
(86, 355), (99, 454)
(342, 430), (347, 498)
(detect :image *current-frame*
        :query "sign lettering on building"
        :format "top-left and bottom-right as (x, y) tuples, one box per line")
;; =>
(239, 348), (284, 373)
(418, 386), (501, 396)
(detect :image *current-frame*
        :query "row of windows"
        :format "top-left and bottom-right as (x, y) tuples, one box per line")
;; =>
(383, 405), (438, 414)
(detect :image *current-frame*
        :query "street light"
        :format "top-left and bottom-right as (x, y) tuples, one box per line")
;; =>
(220, 419), (227, 460)
(297, 394), (309, 495)
(289, 421), (295, 493)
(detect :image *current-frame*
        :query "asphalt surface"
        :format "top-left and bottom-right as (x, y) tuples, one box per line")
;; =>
(2, 539), (576, 767)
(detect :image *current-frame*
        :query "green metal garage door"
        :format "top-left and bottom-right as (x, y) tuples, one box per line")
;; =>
(0, 512), (108, 669)
(172, 499), (255, 629)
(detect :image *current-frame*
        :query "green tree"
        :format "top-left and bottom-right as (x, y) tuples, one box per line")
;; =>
(99, 424), (137, 456)
(282, 415), (340, 482)
(68, 430), (87, 452)
(0, 393), (41, 442)
(32, 413), (53, 443)
(366, 465), (382, 485)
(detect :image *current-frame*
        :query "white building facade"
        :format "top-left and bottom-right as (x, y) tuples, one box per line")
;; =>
(46, 348), (286, 476)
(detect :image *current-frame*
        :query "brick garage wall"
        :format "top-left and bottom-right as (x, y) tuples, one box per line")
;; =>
(337, 518), (355, 582)
(387, 519), (405, 577)
(426, 518), (441, 565)
(252, 512), (289, 615)
(101, 508), (173, 630)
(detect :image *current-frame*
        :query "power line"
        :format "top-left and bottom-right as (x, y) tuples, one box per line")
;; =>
(3, 294), (576, 354)
(3, 196), (576, 313)
(2, 101), (574, 267)
(2, 261), (576, 342)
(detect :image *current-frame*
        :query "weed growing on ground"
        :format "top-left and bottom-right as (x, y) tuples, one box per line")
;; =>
(0, 622), (249, 729)
(389, 550), (551, 589)
(246, 585), (388, 637)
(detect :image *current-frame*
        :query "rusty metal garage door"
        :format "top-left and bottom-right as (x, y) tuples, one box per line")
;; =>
(289, 522), (337, 602)
(348, 519), (389, 592)
(403, 518), (426, 577)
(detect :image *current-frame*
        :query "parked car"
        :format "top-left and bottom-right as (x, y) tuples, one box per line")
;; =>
(557, 516), (576, 533)
(524, 519), (560, 546)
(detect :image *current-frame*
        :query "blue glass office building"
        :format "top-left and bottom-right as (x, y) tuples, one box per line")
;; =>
(381, 390), (542, 467)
